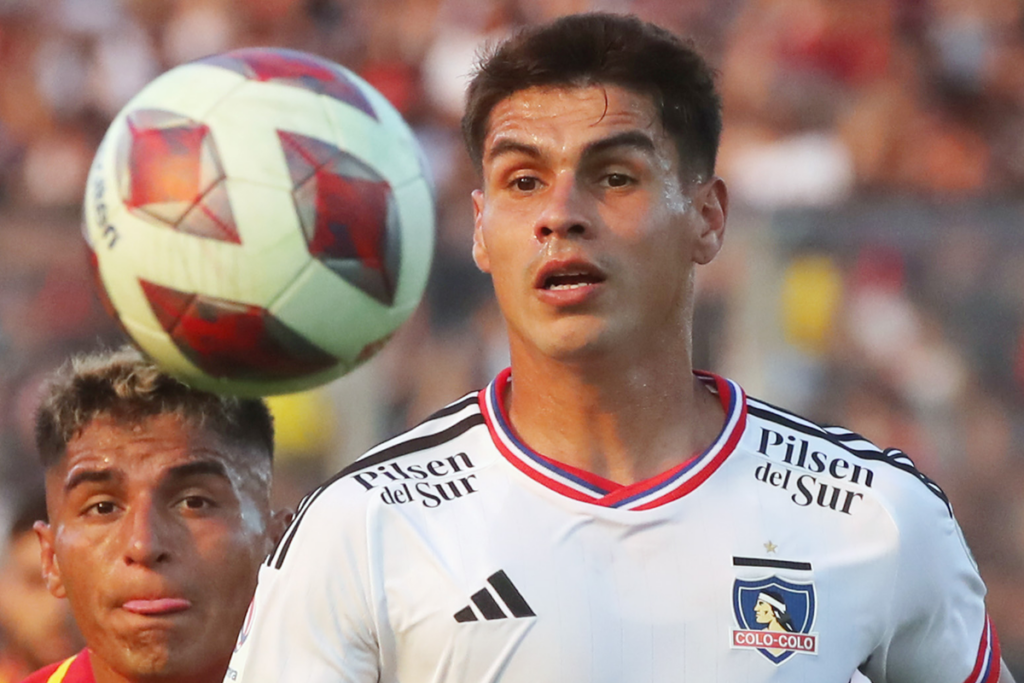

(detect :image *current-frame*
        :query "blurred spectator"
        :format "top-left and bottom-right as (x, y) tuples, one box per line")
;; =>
(2, 0), (1024, 675)
(0, 490), (82, 683)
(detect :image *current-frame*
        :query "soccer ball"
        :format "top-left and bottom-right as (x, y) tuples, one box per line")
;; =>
(83, 48), (434, 396)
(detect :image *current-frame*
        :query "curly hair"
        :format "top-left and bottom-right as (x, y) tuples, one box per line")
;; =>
(35, 345), (274, 468)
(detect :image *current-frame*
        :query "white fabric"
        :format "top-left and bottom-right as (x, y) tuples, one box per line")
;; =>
(227, 372), (993, 683)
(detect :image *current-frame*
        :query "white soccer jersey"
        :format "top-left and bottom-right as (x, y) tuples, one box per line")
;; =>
(227, 369), (1000, 683)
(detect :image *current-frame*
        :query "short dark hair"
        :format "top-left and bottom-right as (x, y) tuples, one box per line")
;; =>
(462, 12), (722, 179)
(35, 345), (274, 468)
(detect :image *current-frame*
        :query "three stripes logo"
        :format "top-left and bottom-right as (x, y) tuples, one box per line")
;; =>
(454, 570), (535, 622)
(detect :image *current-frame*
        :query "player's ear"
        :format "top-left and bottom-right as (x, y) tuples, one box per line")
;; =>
(471, 189), (491, 274)
(34, 521), (66, 599)
(692, 176), (727, 265)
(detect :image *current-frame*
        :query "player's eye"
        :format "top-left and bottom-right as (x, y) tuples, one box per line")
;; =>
(178, 495), (215, 512)
(86, 500), (119, 516)
(512, 176), (540, 192)
(604, 173), (633, 188)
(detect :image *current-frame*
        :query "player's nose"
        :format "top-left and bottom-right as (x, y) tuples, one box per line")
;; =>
(534, 173), (593, 242)
(121, 498), (173, 566)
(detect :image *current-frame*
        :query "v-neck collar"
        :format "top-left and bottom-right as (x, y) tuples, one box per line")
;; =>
(479, 367), (746, 510)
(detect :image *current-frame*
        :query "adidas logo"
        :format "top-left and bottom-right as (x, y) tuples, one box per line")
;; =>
(454, 570), (535, 622)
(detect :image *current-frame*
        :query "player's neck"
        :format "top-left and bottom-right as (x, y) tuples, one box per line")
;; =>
(504, 346), (725, 486)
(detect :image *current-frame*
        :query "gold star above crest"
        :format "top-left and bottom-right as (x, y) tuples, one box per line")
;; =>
(764, 541), (778, 553)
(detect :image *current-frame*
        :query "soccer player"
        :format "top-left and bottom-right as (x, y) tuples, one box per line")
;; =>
(20, 346), (289, 683)
(228, 13), (1014, 683)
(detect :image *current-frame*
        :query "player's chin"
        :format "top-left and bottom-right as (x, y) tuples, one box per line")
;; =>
(120, 639), (229, 681)
(116, 621), (222, 675)
(112, 643), (176, 678)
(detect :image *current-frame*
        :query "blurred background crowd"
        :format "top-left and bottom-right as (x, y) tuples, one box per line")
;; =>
(2, 0), (1024, 678)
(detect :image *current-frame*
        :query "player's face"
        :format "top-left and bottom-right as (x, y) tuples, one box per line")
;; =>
(472, 84), (726, 362)
(36, 414), (277, 683)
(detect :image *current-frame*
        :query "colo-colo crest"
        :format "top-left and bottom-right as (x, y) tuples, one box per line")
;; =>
(731, 558), (818, 665)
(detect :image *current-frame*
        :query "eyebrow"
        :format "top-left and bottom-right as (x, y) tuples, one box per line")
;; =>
(580, 130), (657, 160)
(485, 138), (541, 164)
(167, 460), (230, 482)
(485, 130), (658, 166)
(62, 460), (230, 494)
(64, 469), (119, 494)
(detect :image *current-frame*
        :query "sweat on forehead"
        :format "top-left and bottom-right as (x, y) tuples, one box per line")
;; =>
(34, 346), (274, 469)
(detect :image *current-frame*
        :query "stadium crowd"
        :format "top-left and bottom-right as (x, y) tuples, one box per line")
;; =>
(1, 0), (1024, 677)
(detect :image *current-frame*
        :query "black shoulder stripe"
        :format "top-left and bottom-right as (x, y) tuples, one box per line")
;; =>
(748, 401), (876, 457)
(267, 394), (481, 568)
(270, 411), (486, 569)
(264, 488), (317, 567)
(747, 403), (952, 515)
(748, 401), (894, 462)
(747, 399), (827, 435)
(337, 412), (486, 479)
(423, 393), (479, 422)
(827, 431), (865, 442)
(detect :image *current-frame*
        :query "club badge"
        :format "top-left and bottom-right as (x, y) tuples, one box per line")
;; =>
(731, 558), (818, 664)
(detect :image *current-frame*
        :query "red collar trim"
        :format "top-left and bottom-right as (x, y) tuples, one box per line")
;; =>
(478, 368), (746, 510)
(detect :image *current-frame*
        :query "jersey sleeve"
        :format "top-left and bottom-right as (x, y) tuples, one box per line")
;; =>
(17, 657), (67, 683)
(862, 468), (999, 683)
(226, 483), (380, 683)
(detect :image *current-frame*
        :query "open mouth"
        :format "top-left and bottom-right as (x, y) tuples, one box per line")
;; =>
(538, 259), (607, 291)
(543, 271), (605, 290)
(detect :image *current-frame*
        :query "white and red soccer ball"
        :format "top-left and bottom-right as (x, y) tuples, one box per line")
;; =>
(83, 48), (434, 396)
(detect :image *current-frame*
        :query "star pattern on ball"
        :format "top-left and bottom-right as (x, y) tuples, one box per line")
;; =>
(139, 279), (338, 382)
(279, 130), (402, 306)
(200, 48), (377, 120)
(120, 109), (240, 243)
